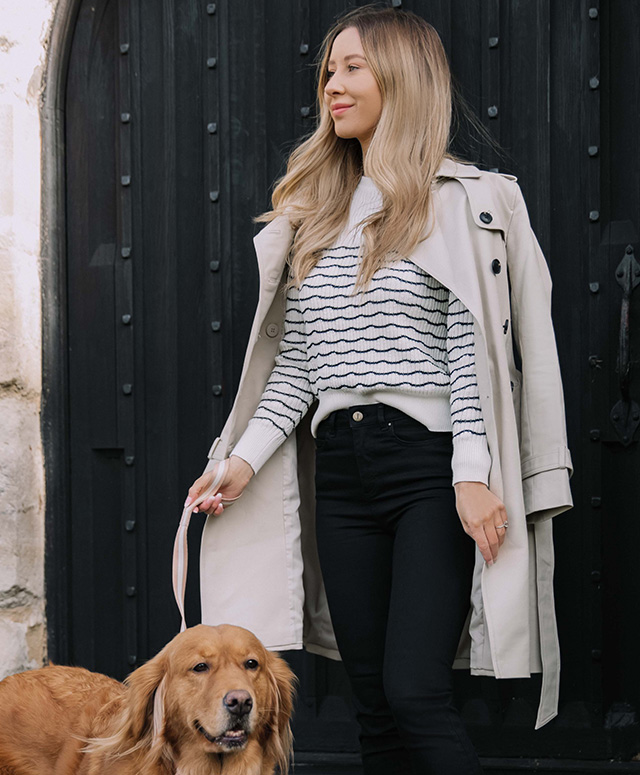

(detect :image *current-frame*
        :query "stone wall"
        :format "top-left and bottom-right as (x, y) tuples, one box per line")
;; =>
(0, 0), (57, 678)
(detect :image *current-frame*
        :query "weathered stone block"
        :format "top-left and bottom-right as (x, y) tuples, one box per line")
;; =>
(0, 613), (45, 680)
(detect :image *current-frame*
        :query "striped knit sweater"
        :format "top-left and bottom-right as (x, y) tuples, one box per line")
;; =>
(232, 175), (492, 485)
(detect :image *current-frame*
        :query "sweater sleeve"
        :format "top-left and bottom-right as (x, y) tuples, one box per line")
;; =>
(231, 284), (315, 474)
(446, 291), (492, 485)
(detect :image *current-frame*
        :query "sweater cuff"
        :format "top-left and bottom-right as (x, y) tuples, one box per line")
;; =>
(451, 432), (492, 486)
(230, 419), (287, 475)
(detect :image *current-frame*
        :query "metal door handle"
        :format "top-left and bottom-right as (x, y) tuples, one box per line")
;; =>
(610, 244), (640, 445)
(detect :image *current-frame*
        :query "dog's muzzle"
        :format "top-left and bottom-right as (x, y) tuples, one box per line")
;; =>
(195, 691), (254, 750)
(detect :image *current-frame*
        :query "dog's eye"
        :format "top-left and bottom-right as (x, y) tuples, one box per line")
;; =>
(192, 662), (209, 673)
(244, 659), (259, 670)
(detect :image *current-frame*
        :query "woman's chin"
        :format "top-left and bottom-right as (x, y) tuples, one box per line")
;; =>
(331, 124), (357, 140)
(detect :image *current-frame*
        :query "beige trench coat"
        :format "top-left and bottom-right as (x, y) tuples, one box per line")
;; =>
(198, 157), (573, 729)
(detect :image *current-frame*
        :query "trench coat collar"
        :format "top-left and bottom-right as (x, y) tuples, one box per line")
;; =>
(252, 157), (494, 325)
(436, 156), (481, 178)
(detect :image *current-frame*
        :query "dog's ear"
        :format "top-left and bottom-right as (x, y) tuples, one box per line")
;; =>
(124, 652), (168, 745)
(82, 651), (169, 762)
(263, 652), (297, 775)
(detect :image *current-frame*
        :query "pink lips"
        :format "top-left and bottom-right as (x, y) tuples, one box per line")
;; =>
(331, 104), (353, 115)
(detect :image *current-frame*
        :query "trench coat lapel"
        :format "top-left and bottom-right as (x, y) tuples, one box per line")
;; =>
(407, 202), (485, 334)
(408, 158), (511, 337)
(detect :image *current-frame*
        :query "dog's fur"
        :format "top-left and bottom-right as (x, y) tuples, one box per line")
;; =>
(0, 624), (296, 775)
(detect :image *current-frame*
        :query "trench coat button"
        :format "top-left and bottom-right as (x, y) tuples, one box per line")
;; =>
(492, 258), (502, 274)
(265, 323), (279, 338)
(479, 211), (493, 224)
(352, 411), (364, 422)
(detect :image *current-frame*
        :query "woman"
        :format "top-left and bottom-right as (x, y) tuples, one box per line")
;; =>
(186, 6), (572, 774)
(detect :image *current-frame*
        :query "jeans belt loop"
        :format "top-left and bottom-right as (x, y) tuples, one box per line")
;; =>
(376, 403), (387, 427)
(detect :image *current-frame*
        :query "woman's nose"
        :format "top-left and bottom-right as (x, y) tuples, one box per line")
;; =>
(325, 76), (345, 97)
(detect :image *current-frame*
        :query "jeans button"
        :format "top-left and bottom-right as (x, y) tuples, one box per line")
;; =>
(352, 411), (364, 422)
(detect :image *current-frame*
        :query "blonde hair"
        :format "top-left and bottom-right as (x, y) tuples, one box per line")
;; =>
(258, 5), (469, 291)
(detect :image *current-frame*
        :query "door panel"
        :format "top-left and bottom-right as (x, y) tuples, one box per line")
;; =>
(59, 0), (640, 760)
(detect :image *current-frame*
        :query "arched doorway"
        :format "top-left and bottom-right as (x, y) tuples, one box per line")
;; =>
(41, 0), (640, 767)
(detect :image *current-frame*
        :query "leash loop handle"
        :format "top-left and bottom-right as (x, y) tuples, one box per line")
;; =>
(172, 459), (240, 631)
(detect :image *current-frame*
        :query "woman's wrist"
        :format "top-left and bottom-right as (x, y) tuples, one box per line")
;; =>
(229, 454), (255, 485)
(454, 480), (488, 494)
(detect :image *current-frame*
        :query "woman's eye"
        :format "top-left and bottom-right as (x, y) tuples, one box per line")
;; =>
(192, 662), (209, 673)
(244, 659), (259, 670)
(326, 66), (359, 80)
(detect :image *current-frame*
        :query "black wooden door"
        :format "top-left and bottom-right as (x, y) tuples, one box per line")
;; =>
(55, 0), (640, 764)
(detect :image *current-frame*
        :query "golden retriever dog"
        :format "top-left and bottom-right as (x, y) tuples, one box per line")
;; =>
(0, 624), (296, 775)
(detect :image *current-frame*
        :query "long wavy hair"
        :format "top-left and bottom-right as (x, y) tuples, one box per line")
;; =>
(257, 5), (471, 291)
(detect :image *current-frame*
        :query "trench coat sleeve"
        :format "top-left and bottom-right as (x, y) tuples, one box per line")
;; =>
(506, 183), (573, 523)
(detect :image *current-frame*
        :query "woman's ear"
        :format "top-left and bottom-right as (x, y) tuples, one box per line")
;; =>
(263, 652), (297, 775)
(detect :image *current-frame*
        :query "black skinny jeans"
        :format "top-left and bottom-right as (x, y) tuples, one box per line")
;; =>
(314, 403), (483, 775)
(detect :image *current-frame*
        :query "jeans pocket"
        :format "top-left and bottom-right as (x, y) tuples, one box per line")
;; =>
(315, 428), (335, 451)
(386, 416), (442, 445)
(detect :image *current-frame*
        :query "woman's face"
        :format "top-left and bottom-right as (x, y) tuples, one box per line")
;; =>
(324, 26), (382, 157)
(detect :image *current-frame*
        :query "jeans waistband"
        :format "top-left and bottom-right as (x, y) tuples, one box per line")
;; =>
(317, 403), (418, 434)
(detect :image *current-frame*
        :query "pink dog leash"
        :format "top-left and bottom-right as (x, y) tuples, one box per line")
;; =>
(172, 459), (241, 631)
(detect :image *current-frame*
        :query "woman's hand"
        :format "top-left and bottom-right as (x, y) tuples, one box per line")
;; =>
(454, 481), (508, 566)
(185, 455), (255, 517)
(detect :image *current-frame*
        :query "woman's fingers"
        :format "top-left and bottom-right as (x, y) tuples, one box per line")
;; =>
(484, 524), (500, 563)
(194, 492), (223, 515)
(468, 525), (494, 565)
(464, 515), (506, 565)
(209, 493), (223, 515)
(455, 483), (509, 566)
(493, 506), (508, 548)
(185, 463), (224, 514)
(474, 508), (507, 565)
(185, 456), (253, 517)
(185, 474), (212, 509)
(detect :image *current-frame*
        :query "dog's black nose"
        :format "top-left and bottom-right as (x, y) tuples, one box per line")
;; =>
(223, 690), (253, 716)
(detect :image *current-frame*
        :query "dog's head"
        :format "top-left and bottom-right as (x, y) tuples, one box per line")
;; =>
(122, 624), (296, 772)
